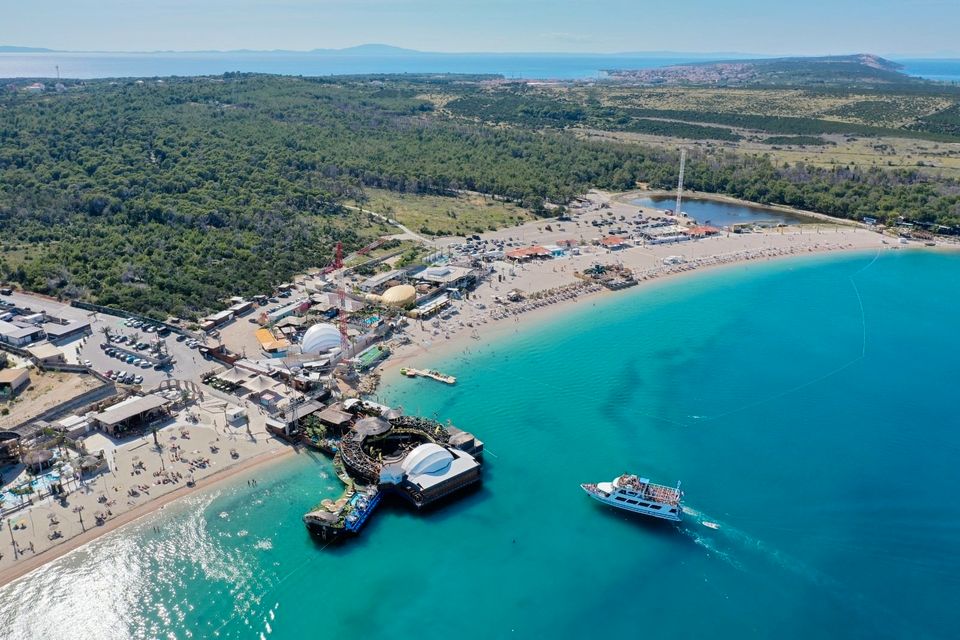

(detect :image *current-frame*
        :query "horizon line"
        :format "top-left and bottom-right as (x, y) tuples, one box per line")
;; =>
(2, 44), (959, 59)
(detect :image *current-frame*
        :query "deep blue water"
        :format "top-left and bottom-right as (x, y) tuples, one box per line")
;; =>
(633, 195), (812, 227)
(0, 52), (701, 80)
(1, 250), (959, 639)
(897, 59), (960, 83)
(1, 51), (958, 81)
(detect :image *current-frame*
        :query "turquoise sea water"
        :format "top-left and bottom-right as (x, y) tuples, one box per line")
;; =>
(2, 250), (960, 639)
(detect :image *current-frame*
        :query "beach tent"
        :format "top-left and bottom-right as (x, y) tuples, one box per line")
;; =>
(242, 375), (280, 395)
(216, 367), (252, 385)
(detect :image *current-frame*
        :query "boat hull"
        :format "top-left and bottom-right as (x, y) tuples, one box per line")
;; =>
(581, 484), (682, 522)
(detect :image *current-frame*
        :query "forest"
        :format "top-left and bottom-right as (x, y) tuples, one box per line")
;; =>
(2, 74), (959, 316)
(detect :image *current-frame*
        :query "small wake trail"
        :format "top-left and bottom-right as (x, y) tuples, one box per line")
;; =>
(680, 506), (849, 596)
(677, 505), (912, 637)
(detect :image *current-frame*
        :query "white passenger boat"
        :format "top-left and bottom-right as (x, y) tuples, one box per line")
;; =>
(581, 474), (683, 522)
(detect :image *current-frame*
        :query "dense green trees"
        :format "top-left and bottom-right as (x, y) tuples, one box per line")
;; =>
(1, 74), (959, 318)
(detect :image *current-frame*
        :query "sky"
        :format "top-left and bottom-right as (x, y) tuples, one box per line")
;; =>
(2, 0), (959, 56)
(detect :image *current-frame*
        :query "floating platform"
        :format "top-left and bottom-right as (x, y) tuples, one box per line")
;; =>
(399, 367), (456, 384)
(302, 399), (482, 543)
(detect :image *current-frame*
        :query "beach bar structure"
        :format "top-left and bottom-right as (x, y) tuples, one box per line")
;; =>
(90, 394), (171, 435)
(302, 401), (483, 542)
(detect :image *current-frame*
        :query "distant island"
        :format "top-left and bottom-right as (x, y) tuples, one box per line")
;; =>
(0, 46), (55, 53)
(605, 54), (919, 86)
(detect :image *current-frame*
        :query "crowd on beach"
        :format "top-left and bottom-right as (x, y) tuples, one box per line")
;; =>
(483, 241), (860, 323)
(488, 281), (603, 320)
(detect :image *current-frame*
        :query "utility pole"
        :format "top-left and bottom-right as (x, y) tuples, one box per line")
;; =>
(7, 519), (17, 559)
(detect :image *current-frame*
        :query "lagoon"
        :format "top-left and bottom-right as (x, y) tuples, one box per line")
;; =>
(632, 195), (814, 227)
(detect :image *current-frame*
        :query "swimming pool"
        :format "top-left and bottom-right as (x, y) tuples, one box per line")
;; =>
(2, 471), (62, 506)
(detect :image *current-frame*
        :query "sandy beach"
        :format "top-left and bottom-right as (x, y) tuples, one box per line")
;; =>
(0, 401), (298, 588)
(0, 189), (945, 588)
(378, 189), (906, 381)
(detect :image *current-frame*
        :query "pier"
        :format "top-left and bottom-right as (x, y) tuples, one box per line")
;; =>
(399, 367), (457, 384)
(301, 399), (483, 542)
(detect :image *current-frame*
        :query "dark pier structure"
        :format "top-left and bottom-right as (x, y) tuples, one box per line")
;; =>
(302, 399), (483, 542)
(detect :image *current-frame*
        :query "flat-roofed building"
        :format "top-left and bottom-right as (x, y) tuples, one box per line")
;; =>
(0, 320), (43, 347)
(267, 298), (311, 324)
(380, 442), (481, 508)
(27, 342), (65, 364)
(359, 269), (406, 293)
(90, 394), (171, 436)
(42, 320), (91, 343)
(414, 265), (477, 289)
(228, 301), (255, 316)
(0, 368), (30, 399)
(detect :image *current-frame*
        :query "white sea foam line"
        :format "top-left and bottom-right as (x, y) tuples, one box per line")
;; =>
(701, 265), (871, 423)
(853, 247), (882, 275)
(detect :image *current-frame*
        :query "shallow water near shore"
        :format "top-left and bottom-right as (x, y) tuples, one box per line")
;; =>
(2, 249), (960, 639)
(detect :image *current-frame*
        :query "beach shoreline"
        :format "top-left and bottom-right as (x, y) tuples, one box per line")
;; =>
(0, 191), (948, 588)
(0, 442), (298, 589)
(378, 243), (894, 386)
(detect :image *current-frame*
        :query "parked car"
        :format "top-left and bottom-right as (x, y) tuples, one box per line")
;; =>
(106, 370), (113, 377)
(176, 334), (187, 342)
(83, 359), (92, 367)
(140, 361), (151, 369)
(133, 375), (143, 384)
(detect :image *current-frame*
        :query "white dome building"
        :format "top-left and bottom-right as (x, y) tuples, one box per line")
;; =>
(300, 323), (342, 354)
(401, 443), (454, 476)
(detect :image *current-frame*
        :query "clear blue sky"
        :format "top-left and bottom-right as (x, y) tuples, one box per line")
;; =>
(3, 0), (958, 56)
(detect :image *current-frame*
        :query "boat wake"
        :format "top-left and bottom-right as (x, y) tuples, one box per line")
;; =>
(679, 505), (828, 586)
(676, 504), (908, 635)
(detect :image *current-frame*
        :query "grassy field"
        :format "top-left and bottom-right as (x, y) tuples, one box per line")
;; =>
(354, 189), (535, 237)
(343, 239), (422, 269)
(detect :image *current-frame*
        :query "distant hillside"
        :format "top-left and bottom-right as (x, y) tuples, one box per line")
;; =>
(606, 54), (922, 87)
(0, 46), (54, 53)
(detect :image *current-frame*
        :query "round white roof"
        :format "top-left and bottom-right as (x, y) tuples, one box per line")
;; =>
(300, 323), (341, 354)
(401, 443), (453, 476)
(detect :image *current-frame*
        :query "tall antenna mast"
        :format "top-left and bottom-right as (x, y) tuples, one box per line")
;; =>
(334, 242), (350, 353)
(674, 148), (686, 218)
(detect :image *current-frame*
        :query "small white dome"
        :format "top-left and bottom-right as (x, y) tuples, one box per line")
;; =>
(300, 323), (341, 354)
(401, 443), (453, 476)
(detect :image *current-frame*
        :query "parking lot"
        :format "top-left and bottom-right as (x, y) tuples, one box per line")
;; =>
(75, 317), (219, 387)
(1, 290), (219, 387)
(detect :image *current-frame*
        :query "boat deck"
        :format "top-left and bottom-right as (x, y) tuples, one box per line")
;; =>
(617, 475), (681, 506)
